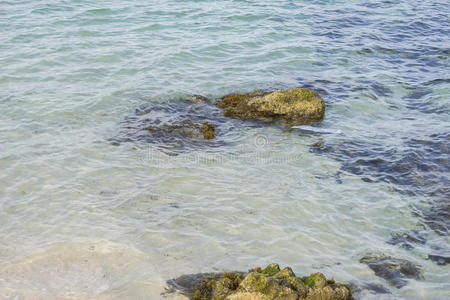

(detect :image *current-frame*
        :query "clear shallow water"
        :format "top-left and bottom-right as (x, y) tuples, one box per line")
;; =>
(0, 0), (449, 299)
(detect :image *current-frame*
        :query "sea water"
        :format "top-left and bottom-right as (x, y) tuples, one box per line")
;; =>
(0, 0), (449, 299)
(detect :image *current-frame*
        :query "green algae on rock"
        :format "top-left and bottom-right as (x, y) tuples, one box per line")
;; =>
(167, 263), (352, 300)
(217, 88), (325, 125)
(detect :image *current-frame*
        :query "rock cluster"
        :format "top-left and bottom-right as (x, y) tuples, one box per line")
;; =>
(114, 87), (325, 148)
(167, 263), (352, 300)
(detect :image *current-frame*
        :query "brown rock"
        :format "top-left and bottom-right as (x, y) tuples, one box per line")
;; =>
(217, 88), (325, 125)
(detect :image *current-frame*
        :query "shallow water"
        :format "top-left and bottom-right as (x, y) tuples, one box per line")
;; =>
(0, 0), (449, 299)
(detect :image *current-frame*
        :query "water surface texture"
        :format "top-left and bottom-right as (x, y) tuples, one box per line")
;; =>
(1, 0), (449, 299)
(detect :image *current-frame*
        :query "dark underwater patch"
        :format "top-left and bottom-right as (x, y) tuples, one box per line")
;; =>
(370, 82), (392, 98)
(360, 254), (423, 288)
(387, 230), (427, 250)
(428, 250), (450, 266)
(311, 133), (450, 236)
(402, 84), (449, 115)
(110, 96), (240, 152)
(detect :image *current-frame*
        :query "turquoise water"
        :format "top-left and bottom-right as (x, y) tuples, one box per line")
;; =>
(0, 0), (449, 299)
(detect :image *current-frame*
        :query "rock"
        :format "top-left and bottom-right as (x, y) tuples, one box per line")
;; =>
(275, 267), (295, 279)
(112, 96), (229, 150)
(143, 121), (215, 140)
(201, 122), (216, 139)
(360, 254), (423, 288)
(217, 88), (325, 125)
(387, 230), (426, 250)
(233, 271), (301, 300)
(166, 272), (222, 300)
(113, 88), (325, 150)
(347, 282), (392, 299)
(166, 263), (352, 300)
(428, 250), (450, 266)
(260, 263), (281, 276)
(305, 284), (353, 300)
(301, 273), (327, 289)
(310, 133), (450, 236)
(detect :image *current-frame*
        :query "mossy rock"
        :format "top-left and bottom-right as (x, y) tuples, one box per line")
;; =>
(301, 273), (327, 289)
(217, 88), (325, 125)
(260, 263), (281, 276)
(167, 263), (352, 300)
(201, 122), (216, 139)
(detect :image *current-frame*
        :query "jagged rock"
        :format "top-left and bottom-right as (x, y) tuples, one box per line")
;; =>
(217, 88), (325, 125)
(360, 254), (423, 288)
(166, 263), (352, 300)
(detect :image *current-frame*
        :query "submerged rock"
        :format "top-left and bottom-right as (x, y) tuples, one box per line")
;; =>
(166, 263), (352, 300)
(428, 250), (450, 266)
(310, 133), (450, 236)
(360, 254), (423, 288)
(348, 282), (392, 298)
(387, 230), (426, 250)
(142, 121), (215, 140)
(112, 96), (233, 150)
(141, 121), (216, 140)
(217, 88), (325, 125)
(113, 87), (326, 150)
